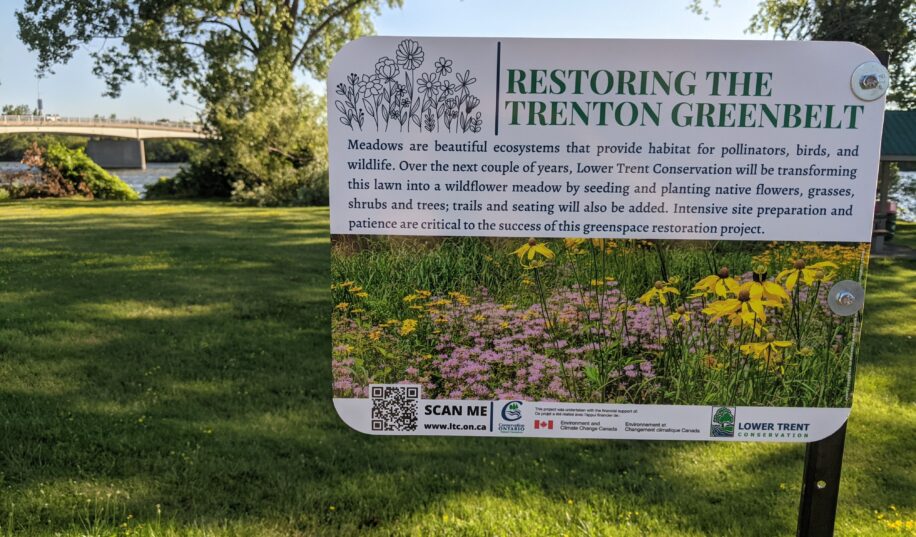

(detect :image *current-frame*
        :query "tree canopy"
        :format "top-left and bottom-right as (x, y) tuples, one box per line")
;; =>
(17, 0), (400, 99)
(2, 104), (33, 115)
(748, 0), (916, 109)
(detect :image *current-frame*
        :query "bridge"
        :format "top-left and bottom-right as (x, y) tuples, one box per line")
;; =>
(0, 115), (205, 139)
(0, 115), (207, 169)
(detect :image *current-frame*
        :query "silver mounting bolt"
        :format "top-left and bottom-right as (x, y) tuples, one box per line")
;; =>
(827, 281), (865, 316)
(851, 61), (889, 101)
(836, 290), (855, 306)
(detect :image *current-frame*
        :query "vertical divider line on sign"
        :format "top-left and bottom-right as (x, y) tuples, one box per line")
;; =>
(494, 41), (501, 136)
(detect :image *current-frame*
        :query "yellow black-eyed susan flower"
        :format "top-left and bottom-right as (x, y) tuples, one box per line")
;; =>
(639, 279), (679, 306)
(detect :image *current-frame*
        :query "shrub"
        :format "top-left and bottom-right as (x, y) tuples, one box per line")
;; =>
(42, 143), (138, 200)
(144, 153), (233, 199)
(1, 143), (93, 199)
(143, 176), (182, 198)
(230, 167), (328, 206)
(296, 168), (329, 206)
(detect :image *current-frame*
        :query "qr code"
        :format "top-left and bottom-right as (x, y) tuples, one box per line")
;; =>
(370, 384), (420, 431)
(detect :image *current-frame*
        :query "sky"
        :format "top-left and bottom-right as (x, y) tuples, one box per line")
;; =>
(0, 1), (763, 122)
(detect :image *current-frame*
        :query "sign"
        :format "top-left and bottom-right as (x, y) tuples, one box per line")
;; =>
(328, 37), (885, 442)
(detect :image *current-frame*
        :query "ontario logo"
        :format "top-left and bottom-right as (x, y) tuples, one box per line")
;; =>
(501, 401), (523, 421)
(710, 407), (736, 437)
(498, 400), (525, 433)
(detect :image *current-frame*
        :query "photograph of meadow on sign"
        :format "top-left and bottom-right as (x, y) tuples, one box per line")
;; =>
(332, 236), (868, 408)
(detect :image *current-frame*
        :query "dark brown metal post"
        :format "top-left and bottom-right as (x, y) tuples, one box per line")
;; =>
(797, 423), (848, 536)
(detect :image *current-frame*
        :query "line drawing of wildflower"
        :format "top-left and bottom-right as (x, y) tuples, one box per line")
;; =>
(334, 73), (365, 129)
(396, 39), (425, 71)
(423, 108), (437, 132)
(417, 72), (439, 97)
(440, 80), (456, 99)
(456, 70), (477, 98)
(375, 57), (399, 84)
(434, 57), (453, 76)
(333, 39), (483, 133)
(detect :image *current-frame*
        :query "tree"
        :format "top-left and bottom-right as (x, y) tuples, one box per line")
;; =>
(17, 1), (399, 100)
(748, 0), (916, 109)
(2, 104), (33, 115)
(16, 0), (401, 203)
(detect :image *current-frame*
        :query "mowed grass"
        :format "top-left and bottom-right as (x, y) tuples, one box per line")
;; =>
(0, 200), (912, 536)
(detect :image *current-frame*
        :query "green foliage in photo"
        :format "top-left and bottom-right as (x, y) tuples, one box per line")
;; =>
(333, 237), (868, 408)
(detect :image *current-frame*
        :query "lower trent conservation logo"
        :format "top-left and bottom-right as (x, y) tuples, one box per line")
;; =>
(710, 407), (736, 437)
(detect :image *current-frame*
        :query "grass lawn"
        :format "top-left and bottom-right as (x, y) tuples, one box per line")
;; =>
(0, 200), (912, 536)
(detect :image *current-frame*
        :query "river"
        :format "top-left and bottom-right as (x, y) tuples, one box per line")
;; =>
(0, 161), (185, 196)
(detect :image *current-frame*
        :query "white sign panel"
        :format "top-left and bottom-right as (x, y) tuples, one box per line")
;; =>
(330, 38), (883, 242)
(328, 37), (884, 442)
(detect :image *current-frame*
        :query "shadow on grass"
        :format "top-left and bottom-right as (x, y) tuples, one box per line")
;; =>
(0, 201), (911, 535)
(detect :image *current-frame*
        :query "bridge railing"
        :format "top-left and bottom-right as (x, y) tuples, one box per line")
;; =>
(0, 115), (200, 131)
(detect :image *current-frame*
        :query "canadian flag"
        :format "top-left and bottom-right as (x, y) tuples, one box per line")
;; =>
(534, 420), (554, 430)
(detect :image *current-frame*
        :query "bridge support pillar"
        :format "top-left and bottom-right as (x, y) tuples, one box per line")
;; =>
(86, 139), (146, 170)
